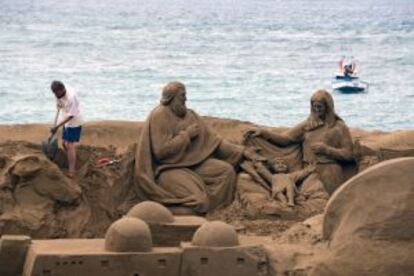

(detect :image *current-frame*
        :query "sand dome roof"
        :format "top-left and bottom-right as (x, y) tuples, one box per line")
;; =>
(192, 221), (239, 247)
(104, 217), (152, 252)
(127, 201), (175, 224)
(323, 157), (414, 244)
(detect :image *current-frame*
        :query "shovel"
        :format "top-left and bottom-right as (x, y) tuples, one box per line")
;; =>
(42, 109), (60, 160)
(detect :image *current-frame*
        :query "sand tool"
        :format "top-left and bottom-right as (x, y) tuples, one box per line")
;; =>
(95, 157), (121, 168)
(42, 109), (60, 160)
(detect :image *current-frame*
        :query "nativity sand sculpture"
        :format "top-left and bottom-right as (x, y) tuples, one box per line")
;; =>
(134, 81), (263, 214)
(238, 89), (354, 218)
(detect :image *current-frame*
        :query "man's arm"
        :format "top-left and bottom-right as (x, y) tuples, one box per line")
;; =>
(51, 115), (73, 134)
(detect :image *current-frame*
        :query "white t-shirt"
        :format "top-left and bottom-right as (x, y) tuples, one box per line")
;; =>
(57, 87), (83, 127)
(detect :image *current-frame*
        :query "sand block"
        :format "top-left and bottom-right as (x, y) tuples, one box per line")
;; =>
(23, 239), (181, 276)
(323, 157), (414, 244)
(0, 235), (31, 276)
(150, 216), (207, 247)
(180, 242), (269, 276)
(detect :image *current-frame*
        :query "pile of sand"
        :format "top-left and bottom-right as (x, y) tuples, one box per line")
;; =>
(0, 140), (129, 238)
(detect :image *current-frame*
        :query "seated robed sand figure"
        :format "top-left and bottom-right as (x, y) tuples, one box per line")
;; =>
(238, 90), (354, 218)
(135, 81), (263, 214)
(247, 89), (354, 195)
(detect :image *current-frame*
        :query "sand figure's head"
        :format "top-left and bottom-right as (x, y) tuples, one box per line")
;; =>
(5, 154), (81, 205)
(50, 80), (66, 99)
(270, 157), (289, 173)
(306, 89), (342, 131)
(160, 81), (187, 117)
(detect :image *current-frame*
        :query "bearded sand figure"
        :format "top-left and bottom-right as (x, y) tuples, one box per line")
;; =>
(134, 81), (262, 214)
(247, 89), (354, 196)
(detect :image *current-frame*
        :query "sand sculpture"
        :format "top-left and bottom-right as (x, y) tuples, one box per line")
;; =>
(192, 221), (239, 247)
(254, 157), (414, 275)
(134, 81), (263, 214)
(127, 200), (175, 224)
(246, 89), (354, 195)
(126, 201), (207, 246)
(237, 90), (354, 218)
(5, 157), (413, 276)
(310, 157), (414, 275)
(104, 217), (152, 252)
(5, 212), (269, 276)
(0, 142), (84, 238)
(0, 93), (413, 275)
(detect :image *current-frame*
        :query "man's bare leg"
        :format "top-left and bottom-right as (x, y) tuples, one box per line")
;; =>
(66, 142), (76, 176)
(62, 141), (68, 154)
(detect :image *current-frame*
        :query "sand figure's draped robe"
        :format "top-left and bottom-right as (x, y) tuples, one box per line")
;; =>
(237, 91), (353, 218)
(241, 135), (329, 217)
(135, 105), (243, 212)
(246, 90), (354, 196)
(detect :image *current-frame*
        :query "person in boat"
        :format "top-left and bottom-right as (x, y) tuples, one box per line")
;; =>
(344, 63), (355, 77)
(339, 56), (356, 77)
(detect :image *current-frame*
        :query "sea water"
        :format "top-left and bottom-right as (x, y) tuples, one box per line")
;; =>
(0, 0), (413, 130)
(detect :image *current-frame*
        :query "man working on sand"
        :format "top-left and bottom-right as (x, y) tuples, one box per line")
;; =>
(50, 80), (83, 177)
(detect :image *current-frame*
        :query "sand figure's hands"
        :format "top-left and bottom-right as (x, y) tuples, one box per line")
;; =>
(306, 164), (317, 173)
(186, 124), (200, 139)
(244, 127), (265, 138)
(243, 147), (266, 162)
(183, 194), (209, 212)
(254, 162), (268, 174)
(311, 142), (329, 155)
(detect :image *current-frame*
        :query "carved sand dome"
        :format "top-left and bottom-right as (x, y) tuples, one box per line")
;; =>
(126, 201), (175, 224)
(323, 157), (414, 244)
(192, 221), (239, 247)
(104, 217), (152, 252)
(310, 158), (414, 275)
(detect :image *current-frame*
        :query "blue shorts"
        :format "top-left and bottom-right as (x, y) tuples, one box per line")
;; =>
(62, 126), (82, 142)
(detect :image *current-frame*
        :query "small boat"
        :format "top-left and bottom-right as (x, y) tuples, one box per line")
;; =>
(332, 75), (369, 94)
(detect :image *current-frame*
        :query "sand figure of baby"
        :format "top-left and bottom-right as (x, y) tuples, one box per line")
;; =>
(254, 157), (315, 207)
